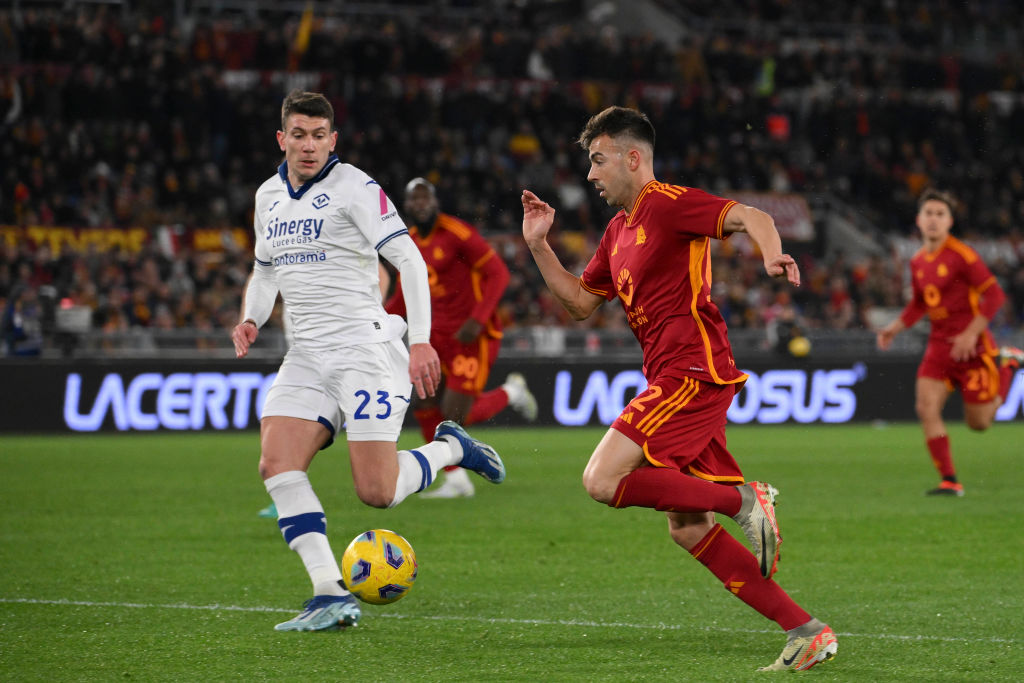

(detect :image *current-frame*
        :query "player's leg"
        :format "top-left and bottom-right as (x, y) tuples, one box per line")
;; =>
(465, 373), (538, 423)
(962, 354), (1006, 431)
(583, 430), (744, 520)
(915, 375), (961, 495)
(592, 377), (781, 578)
(259, 350), (361, 630)
(261, 416), (360, 631)
(422, 334), (506, 499)
(998, 346), (1024, 404)
(667, 511), (837, 671)
(343, 339), (504, 508)
(420, 389), (478, 499)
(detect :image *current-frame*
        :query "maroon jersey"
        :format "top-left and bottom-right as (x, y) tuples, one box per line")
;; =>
(386, 213), (508, 339)
(581, 181), (746, 384)
(900, 236), (1003, 355)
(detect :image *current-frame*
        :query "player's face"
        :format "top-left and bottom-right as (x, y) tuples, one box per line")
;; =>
(586, 135), (632, 208)
(916, 200), (953, 242)
(276, 114), (338, 184)
(404, 186), (439, 226)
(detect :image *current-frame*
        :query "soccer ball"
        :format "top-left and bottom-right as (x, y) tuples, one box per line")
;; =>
(341, 529), (418, 604)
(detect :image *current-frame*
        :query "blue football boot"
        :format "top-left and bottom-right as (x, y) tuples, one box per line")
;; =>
(274, 594), (361, 631)
(434, 421), (506, 484)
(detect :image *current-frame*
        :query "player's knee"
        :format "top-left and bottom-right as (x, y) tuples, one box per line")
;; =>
(354, 483), (395, 509)
(258, 454), (285, 480)
(914, 400), (937, 421)
(581, 469), (616, 505)
(669, 525), (706, 551)
(966, 415), (991, 431)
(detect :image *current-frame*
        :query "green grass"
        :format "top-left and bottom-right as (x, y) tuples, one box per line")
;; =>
(1, 423), (1022, 681)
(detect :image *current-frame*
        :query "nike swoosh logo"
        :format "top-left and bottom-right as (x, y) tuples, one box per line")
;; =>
(782, 645), (804, 667)
(394, 395), (411, 403)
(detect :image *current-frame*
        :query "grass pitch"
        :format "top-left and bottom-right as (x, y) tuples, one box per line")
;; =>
(1, 423), (1022, 681)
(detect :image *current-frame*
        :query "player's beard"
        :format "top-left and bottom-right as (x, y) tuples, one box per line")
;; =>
(415, 210), (440, 235)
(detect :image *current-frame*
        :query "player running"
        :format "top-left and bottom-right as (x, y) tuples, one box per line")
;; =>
(231, 91), (505, 631)
(877, 188), (1023, 496)
(522, 106), (837, 671)
(386, 177), (537, 498)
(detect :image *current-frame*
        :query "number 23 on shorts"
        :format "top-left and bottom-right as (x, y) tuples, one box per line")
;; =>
(352, 390), (392, 420)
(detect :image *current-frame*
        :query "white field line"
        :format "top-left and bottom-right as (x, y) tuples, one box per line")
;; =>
(0, 597), (1016, 645)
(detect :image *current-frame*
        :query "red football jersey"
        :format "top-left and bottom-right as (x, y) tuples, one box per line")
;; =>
(581, 181), (746, 384)
(900, 236), (1002, 354)
(386, 213), (508, 338)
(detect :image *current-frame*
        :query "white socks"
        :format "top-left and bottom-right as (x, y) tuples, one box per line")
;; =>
(265, 470), (346, 596)
(390, 440), (461, 507)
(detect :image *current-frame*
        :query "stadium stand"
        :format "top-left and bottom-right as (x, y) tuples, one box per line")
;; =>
(1, 1), (1022, 357)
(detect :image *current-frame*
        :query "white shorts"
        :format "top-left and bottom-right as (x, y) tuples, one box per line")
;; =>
(261, 338), (412, 443)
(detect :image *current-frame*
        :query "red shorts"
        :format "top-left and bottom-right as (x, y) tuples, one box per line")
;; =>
(918, 344), (1001, 404)
(432, 331), (501, 397)
(612, 374), (744, 485)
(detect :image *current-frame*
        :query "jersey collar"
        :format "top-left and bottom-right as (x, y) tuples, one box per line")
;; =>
(278, 154), (341, 199)
(627, 180), (659, 225)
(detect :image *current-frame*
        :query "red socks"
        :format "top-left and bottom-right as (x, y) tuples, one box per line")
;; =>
(467, 388), (509, 423)
(413, 388), (510, 445)
(926, 434), (955, 479)
(690, 524), (811, 631)
(610, 467), (742, 516)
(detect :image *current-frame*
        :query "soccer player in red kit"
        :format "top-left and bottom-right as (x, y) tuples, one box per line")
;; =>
(387, 177), (537, 498)
(521, 106), (837, 671)
(877, 189), (1023, 496)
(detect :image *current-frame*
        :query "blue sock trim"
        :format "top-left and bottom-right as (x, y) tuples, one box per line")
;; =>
(278, 512), (327, 544)
(409, 449), (433, 492)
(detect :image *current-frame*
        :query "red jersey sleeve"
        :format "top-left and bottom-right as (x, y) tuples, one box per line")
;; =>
(658, 187), (736, 240)
(461, 231), (510, 324)
(962, 251), (1005, 319)
(899, 261), (927, 328)
(580, 226), (616, 301)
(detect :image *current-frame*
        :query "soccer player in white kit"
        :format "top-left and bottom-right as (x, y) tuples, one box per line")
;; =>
(231, 91), (506, 631)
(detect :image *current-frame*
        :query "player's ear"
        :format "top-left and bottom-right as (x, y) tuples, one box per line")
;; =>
(628, 148), (641, 171)
(276, 130), (286, 151)
(329, 130), (338, 151)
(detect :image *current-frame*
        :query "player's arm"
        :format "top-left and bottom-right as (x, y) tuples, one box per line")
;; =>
(878, 270), (926, 351)
(379, 234), (441, 399)
(232, 261), (276, 358)
(949, 260), (1006, 361)
(522, 190), (603, 321)
(456, 233), (510, 343)
(722, 204), (800, 286)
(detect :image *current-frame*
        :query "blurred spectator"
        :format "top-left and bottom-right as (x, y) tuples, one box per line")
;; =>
(0, 2), (1021, 349)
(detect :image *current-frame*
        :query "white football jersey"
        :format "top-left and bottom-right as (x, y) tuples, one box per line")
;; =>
(253, 155), (408, 350)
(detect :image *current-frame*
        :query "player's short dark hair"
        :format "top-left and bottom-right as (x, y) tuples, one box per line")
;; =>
(578, 106), (655, 151)
(280, 90), (334, 131)
(917, 187), (958, 214)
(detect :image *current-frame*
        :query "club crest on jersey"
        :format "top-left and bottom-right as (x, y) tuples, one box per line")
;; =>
(312, 193), (330, 209)
(634, 224), (647, 246)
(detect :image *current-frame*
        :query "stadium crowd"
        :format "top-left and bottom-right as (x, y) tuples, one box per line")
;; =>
(2, 2), (1023, 355)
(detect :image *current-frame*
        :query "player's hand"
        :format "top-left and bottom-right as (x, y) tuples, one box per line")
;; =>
(232, 320), (259, 358)
(764, 254), (800, 287)
(409, 342), (442, 399)
(876, 327), (896, 351)
(454, 319), (483, 344)
(522, 190), (556, 247)
(949, 330), (979, 361)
